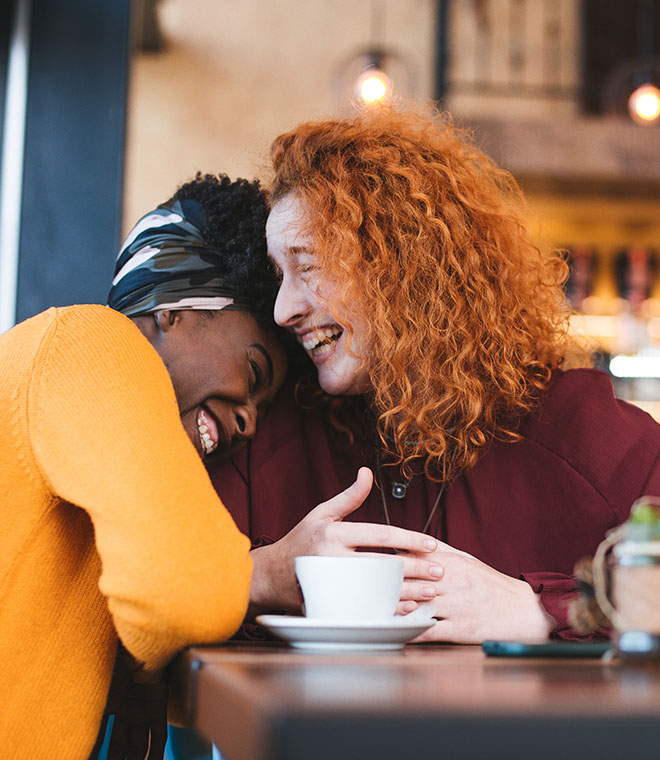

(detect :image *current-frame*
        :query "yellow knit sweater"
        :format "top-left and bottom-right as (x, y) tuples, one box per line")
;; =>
(0, 305), (252, 759)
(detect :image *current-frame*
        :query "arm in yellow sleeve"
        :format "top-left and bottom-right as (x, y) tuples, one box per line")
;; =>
(28, 306), (251, 671)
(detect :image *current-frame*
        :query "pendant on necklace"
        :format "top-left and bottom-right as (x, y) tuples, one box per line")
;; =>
(391, 481), (408, 499)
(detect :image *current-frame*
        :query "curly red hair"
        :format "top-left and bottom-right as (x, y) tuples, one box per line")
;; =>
(269, 105), (584, 481)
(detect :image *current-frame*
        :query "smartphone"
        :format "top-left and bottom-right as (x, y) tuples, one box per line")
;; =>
(482, 640), (612, 658)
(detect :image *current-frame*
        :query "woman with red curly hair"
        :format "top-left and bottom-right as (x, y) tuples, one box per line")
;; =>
(208, 106), (660, 642)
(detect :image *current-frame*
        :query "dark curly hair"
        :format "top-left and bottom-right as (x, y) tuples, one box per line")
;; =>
(168, 172), (278, 325)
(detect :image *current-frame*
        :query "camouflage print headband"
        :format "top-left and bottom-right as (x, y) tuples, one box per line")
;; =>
(107, 198), (249, 317)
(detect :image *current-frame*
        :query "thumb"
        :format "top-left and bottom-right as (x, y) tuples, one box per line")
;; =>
(314, 467), (373, 521)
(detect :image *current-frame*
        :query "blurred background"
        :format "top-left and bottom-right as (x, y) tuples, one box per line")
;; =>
(2, 0), (660, 413)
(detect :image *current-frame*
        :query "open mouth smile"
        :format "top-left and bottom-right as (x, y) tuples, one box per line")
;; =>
(300, 326), (344, 358)
(197, 406), (221, 457)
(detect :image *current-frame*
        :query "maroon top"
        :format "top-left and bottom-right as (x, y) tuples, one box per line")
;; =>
(208, 368), (660, 639)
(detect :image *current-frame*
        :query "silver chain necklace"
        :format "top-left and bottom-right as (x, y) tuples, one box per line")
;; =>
(376, 467), (446, 536)
(371, 414), (447, 536)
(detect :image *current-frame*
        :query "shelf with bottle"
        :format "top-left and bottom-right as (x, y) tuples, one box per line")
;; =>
(564, 244), (660, 419)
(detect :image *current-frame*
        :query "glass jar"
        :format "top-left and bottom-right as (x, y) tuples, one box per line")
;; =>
(593, 499), (660, 658)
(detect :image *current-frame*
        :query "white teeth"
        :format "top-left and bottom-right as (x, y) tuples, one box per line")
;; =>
(314, 342), (333, 356)
(197, 410), (217, 456)
(301, 327), (343, 353)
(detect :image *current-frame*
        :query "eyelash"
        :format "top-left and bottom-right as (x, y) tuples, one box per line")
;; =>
(249, 360), (262, 392)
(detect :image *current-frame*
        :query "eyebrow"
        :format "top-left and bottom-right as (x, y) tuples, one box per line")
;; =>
(250, 343), (275, 386)
(267, 245), (313, 267)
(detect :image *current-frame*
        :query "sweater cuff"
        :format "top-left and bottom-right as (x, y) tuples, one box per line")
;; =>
(521, 571), (606, 641)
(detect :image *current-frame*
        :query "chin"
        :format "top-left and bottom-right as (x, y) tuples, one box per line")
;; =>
(317, 369), (368, 397)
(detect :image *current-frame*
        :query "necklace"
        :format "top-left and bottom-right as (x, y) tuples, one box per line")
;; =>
(376, 465), (446, 536)
(370, 415), (447, 537)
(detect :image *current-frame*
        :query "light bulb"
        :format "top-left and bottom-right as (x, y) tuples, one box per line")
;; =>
(628, 83), (660, 125)
(354, 68), (391, 103)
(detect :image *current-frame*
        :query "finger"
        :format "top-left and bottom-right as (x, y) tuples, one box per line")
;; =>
(329, 523), (438, 555)
(398, 600), (419, 615)
(400, 580), (439, 601)
(411, 618), (477, 645)
(404, 547), (471, 569)
(401, 557), (444, 581)
(427, 541), (472, 559)
(411, 621), (444, 643)
(312, 467), (374, 521)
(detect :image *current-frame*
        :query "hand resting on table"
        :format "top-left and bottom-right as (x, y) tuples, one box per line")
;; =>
(405, 542), (555, 643)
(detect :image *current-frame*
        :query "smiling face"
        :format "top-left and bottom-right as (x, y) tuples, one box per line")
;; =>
(266, 194), (373, 396)
(138, 309), (287, 461)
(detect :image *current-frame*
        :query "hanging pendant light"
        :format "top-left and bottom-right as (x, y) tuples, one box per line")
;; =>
(353, 50), (392, 103)
(334, 1), (415, 110)
(627, 0), (660, 127)
(628, 82), (660, 125)
(602, 0), (660, 126)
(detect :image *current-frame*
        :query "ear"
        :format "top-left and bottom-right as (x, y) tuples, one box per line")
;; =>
(153, 309), (183, 332)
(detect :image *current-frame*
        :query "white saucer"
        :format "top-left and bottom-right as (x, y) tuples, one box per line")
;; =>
(255, 614), (436, 651)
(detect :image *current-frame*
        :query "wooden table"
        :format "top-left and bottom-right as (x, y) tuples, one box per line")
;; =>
(171, 641), (660, 760)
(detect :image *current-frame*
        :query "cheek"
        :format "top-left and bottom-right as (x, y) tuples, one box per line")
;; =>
(180, 410), (203, 456)
(317, 277), (367, 329)
(168, 364), (197, 409)
(312, 274), (337, 301)
(354, 317), (374, 353)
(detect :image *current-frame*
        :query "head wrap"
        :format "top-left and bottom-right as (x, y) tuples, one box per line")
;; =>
(107, 197), (249, 317)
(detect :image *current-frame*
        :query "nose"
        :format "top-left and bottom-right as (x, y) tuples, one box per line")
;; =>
(233, 401), (257, 441)
(273, 276), (310, 328)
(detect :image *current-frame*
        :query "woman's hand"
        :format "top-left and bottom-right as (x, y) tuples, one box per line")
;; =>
(248, 467), (444, 616)
(249, 473), (552, 642)
(404, 542), (555, 643)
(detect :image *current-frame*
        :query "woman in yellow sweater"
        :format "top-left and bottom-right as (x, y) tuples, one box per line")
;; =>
(0, 174), (287, 759)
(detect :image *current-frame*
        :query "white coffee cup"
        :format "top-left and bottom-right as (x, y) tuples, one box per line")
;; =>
(294, 555), (405, 621)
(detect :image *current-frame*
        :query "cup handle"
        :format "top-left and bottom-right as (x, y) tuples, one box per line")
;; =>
(592, 527), (624, 631)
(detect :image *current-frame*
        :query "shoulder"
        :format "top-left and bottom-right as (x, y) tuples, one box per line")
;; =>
(517, 368), (660, 504)
(1, 304), (124, 346)
(525, 368), (659, 440)
(13, 304), (146, 348)
(42, 304), (156, 357)
(30, 305), (172, 398)
(47, 304), (142, 337)
(2, 305), (150, 370)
